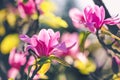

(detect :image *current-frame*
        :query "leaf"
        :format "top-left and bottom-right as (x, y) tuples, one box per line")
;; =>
(27, 65), (33, 80)
(38, 62), (51, 74)
(79, 31), (90, 52)
(37, 57), (50, 65)
(112, 57), (119, 74)
(49, 55), (70, 67)
(23, 0), (28, 3)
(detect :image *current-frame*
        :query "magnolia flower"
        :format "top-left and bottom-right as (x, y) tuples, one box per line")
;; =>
(69, 5), (120, 33)
(7, 48), (26, 79)
(20, 29), (72, 57)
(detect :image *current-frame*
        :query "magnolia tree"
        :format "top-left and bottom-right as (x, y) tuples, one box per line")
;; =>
(0, 0), (120, 80)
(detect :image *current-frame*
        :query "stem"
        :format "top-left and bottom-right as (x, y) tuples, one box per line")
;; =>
(20, 49), (38, 80)
(33, 0), (40, 29)
(96, 30), (120, 55)
(27, 0), (40, 35)
(21, 53), (31, 80)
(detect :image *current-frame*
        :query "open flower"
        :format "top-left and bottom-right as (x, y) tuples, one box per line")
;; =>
(7, 48), (26, 79)
(69, 5), (120, 33)
(20, 29), (71, 57)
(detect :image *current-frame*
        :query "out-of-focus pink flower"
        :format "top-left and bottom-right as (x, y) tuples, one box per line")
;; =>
(20, 29), (72, 57)
(57, 32), (79, 58)
(7, 48), (26, 78)
(9, 48), (26, 69)
(17, 0), (43, 18)
(69, 5), (120, 33)
(18, 0), (36, 18)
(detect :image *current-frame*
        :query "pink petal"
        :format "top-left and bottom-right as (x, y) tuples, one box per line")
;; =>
(48, 29), (60, 47)
(100, 6), (105, 23)
(56, 42), (68, 53)
(14, 53), (21, 64)
(86, 23), (96, 33)
(9, 48), (16, 65)
(19, 53), (26, 65)
(38, 29), (50, 47)
(84, 6), (93, 22)
(18, 4), (26, 18)
(104, 17), (120, 25)
(69, 8), (85, 24)
(19, 34), (31, 43)
(31, 37), (38, 46)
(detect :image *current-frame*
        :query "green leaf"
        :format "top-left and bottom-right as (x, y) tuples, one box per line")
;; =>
(79, 31), (90, 52)
(49, 55), (70, 67)
(23, 0), (28, 3)
(27, 65), (33, 80)
(37, 57), (50, 65)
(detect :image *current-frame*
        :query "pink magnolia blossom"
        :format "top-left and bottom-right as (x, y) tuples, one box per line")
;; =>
(7, 48), (26, 79)
(20, 29), (72, 57)
(17, 0), (43, 18)
(69, 5), (120, 33)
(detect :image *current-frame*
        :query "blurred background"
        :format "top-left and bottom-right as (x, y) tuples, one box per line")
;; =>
(0, 0), (120, 80)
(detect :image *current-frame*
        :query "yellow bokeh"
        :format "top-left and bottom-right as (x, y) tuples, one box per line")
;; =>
(74, 59), (96, 75)
(8, 78), (14, 80)
(113, 73), (120, 80)
(0, 34), (20, 54)
(0, 9), (6, 22)
(6, 12), (16, 27)
(40, 0), (56, 13)
(40, 12), (68, 28)
(0, 25), (5, 36)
